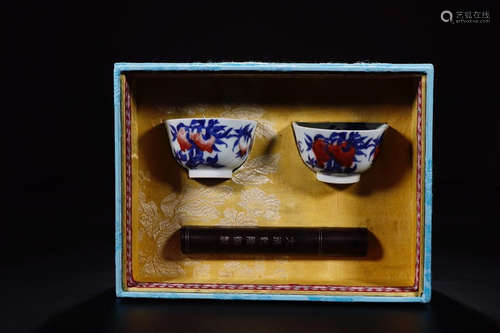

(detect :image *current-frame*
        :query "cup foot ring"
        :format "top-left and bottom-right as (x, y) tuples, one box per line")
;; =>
(316, 173), (360, 184)
(188, 169), (233, 178)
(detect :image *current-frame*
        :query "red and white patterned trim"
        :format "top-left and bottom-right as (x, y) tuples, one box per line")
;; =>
(124, 79), (424, 293)
(414, 79), (423, 290)
(124, 81), (137, 287)
(125, 282), (418, 292)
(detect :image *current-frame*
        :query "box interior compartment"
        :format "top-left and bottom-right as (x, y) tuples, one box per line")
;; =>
(120, 71), (427, 296)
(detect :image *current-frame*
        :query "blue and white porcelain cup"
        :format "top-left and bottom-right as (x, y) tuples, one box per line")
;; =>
(292, 122), (389, 184)
(165, 118), (257, 178)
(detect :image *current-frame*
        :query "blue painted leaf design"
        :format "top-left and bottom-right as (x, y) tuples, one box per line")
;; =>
(300, 130), (382, 173)
(169, 119), (254, 168)
(169, 125), (177, 138)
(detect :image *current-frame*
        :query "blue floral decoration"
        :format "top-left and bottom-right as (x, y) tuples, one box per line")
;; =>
(369, 135), (383, 160)
(229, 123), (254, 158)
(169, 119), (254, 169)
(301, 131), (375, 173)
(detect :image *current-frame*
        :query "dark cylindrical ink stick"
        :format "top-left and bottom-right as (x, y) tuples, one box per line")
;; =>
(180, 226), (368, 257)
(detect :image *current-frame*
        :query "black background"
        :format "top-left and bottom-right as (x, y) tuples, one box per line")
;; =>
(3, 1), (499, 332)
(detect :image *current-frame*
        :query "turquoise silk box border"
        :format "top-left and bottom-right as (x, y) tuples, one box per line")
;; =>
(114, 62), (434, 302)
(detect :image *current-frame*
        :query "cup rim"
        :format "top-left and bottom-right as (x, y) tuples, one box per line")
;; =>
(293, 121), (388, 132)
(165, 117), (257, 125)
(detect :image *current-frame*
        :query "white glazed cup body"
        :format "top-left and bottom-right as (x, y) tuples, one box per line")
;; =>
(292, 122), (389, 184)
(165, 118), (257, 178)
